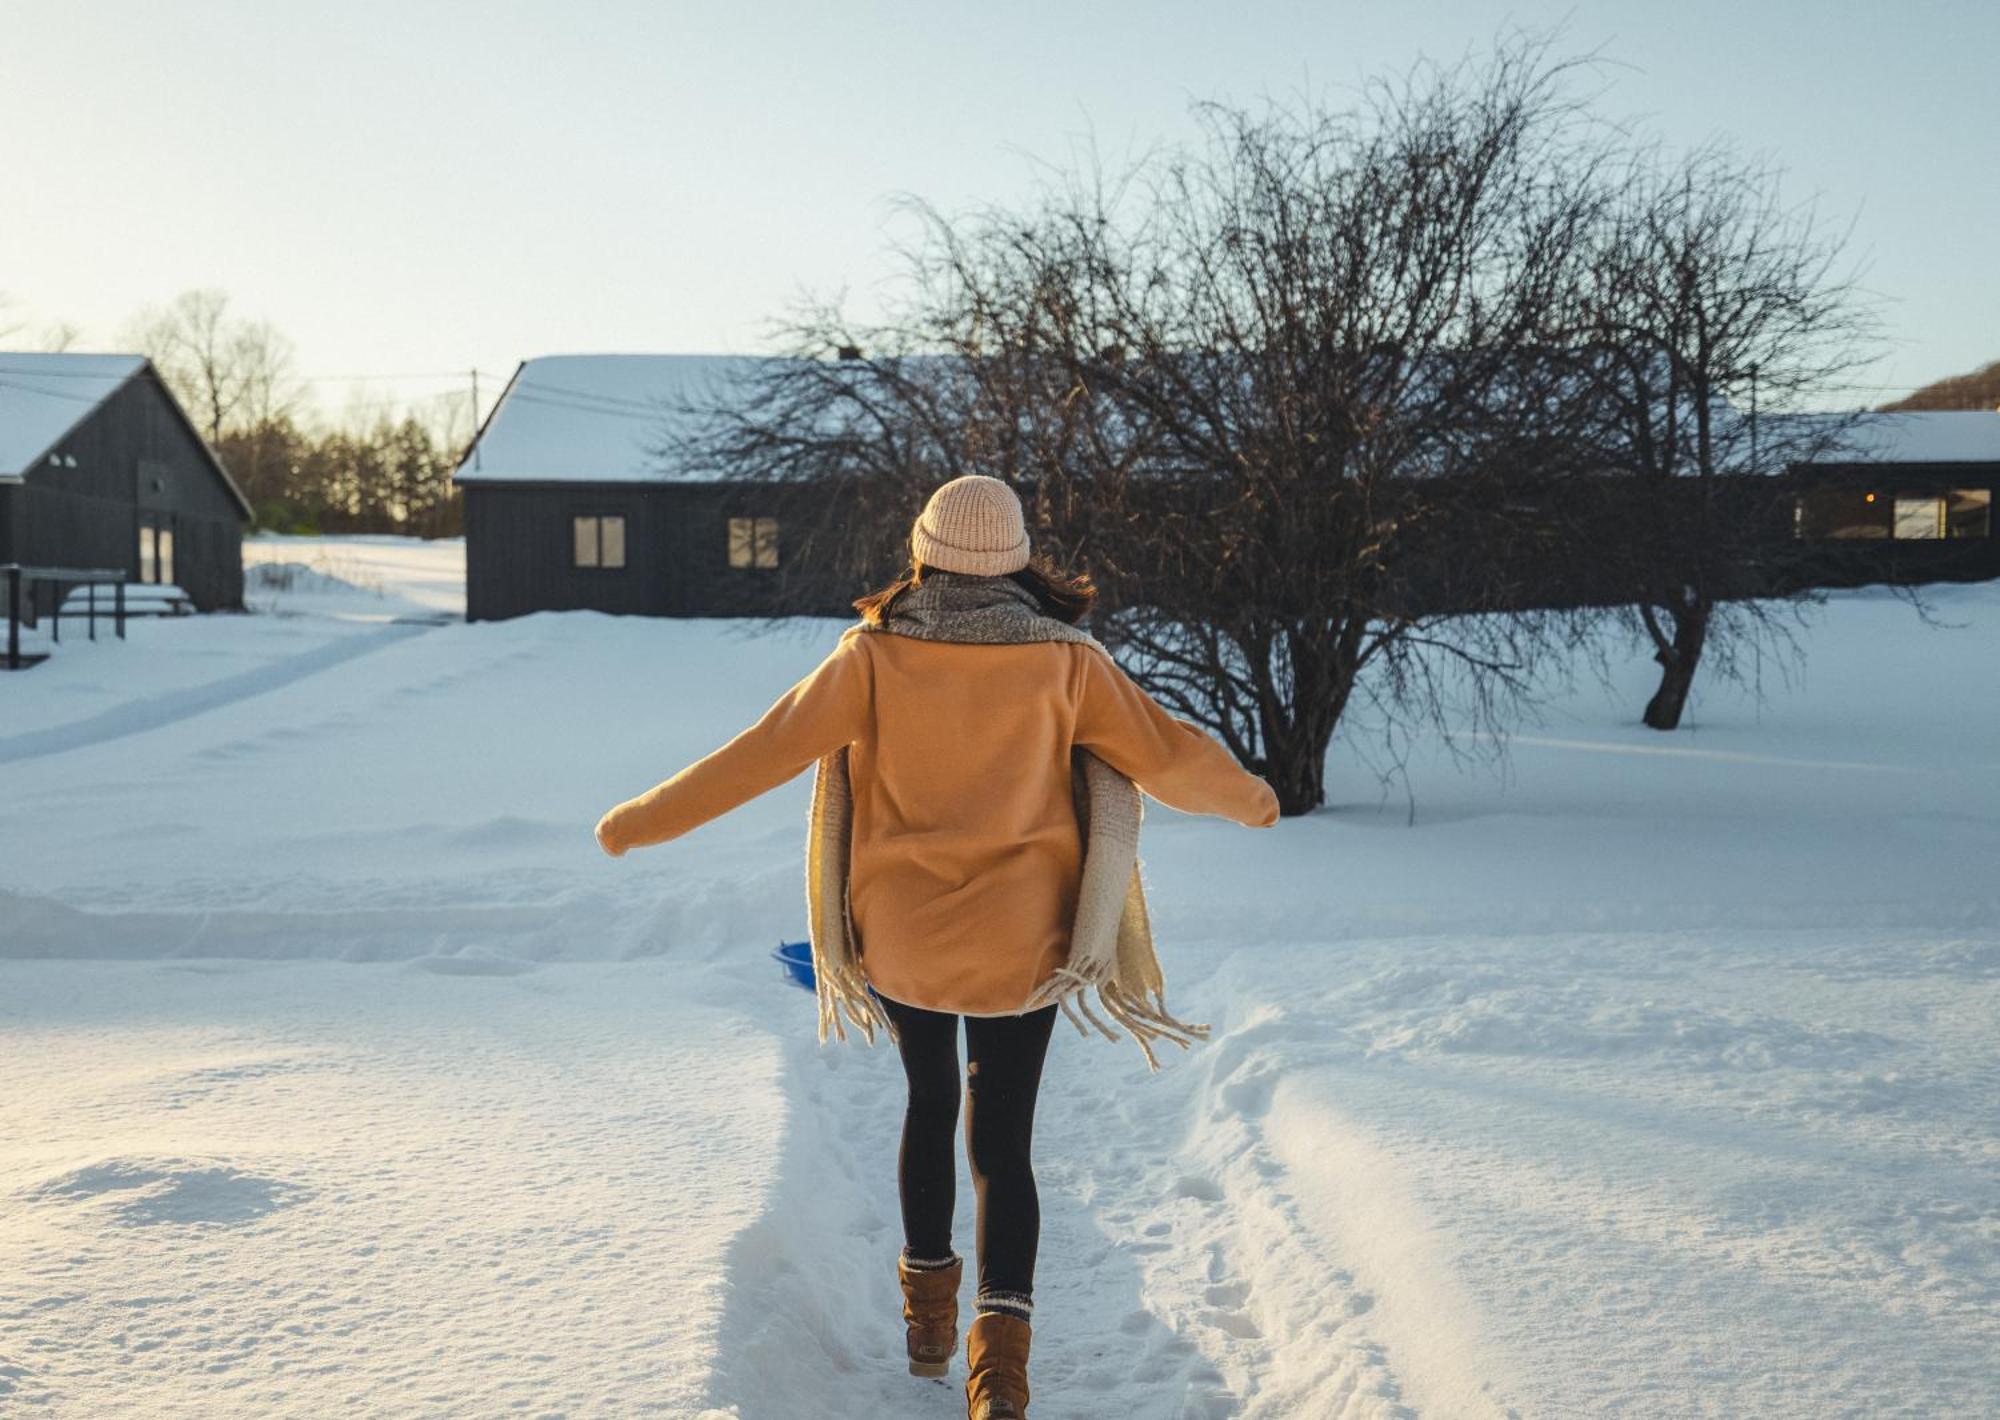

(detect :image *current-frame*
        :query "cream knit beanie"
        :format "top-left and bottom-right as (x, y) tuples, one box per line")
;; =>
(909, 475), (1030, 576)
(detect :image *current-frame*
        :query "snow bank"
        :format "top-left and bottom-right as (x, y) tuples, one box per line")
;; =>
(1, 535), (1994, 1416)
(243, 533), (465, 618)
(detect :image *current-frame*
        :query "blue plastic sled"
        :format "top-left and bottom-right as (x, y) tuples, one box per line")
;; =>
(773, 940), (815, 992)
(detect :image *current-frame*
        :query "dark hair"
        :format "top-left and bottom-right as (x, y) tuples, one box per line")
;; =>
(854, 555), (1098, 627)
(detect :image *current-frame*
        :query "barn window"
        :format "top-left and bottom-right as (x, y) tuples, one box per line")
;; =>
(572, 515), (627, 569)
(1893, 496), (1944, 540)
(159, 526), (175, 584)
(1792, 489), (1889, 540)
(729, 516), (780, 569)
(1947, 489), (1991, 538)
(138, 526), (157, 583)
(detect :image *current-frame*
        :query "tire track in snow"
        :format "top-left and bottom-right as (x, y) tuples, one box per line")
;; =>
(1062, 997), (1428, 1418)
(0, 618), (443, 766)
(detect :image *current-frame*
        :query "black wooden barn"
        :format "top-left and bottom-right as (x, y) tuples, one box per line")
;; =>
(453, 354), (851, 623)
(0, 352), (251, 614)
(453, 353), (2000, 622)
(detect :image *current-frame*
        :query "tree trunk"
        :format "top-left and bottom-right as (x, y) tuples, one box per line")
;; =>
(1641, 596), (1710, 731)
(1260, 664), (1352, 816)
(1265, 726), (1330, 816)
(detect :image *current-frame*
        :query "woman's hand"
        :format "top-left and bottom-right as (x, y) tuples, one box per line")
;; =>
(594, 811), (627, 858)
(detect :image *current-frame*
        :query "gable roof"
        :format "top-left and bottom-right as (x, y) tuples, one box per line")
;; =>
(454, 353), (767, 484)
(0, 352), (148, 479)
(0, 351), (254, 519)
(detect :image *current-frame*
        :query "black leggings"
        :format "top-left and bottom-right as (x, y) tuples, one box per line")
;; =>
(879, 993), (1058, 1314)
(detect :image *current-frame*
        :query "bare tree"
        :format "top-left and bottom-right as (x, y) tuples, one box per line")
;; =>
(1571, 143), (1880, 729)
(124, 289), (301, 445)
(680, 37), (1613, 815)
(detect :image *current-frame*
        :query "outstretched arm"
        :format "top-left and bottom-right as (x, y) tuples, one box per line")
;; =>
(596, 628), (872, 855)
(1073, 646), (1280, 827)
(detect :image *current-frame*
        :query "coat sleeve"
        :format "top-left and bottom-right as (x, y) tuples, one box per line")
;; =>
(597, 628), (873, 853)
(1072, 647), (1281, 827)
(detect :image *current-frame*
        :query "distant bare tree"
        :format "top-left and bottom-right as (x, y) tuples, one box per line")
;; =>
(0, 291), (80, 351)
(124, 289), (301, 444)
(1571, 143), (1880, 729)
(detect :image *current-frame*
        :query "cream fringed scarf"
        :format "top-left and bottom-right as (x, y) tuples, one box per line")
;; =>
(804, 572), (1211, 1071)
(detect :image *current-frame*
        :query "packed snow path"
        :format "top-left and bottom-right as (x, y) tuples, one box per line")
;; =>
(2, 539), (1996, 1416)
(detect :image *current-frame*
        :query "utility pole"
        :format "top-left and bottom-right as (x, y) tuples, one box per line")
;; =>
(1748, 362), (1760, 472)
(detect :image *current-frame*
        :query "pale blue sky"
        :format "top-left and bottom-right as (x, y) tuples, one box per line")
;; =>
(1, 0), (1993, 421)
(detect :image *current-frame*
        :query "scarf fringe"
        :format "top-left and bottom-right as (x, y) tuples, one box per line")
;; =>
(814, 952), (894, 1047)
(1026, 966), (1212, 1074)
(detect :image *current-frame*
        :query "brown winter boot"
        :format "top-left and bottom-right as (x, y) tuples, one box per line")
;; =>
(964, 1310), (1032, 1419)
(897, 1253), (962, 1377)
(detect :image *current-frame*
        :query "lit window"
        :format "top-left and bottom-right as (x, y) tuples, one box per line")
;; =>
(1893, 496), (1944, 540)
(572, 515), (627, 569)
(139, 525), (157, 583)
(159, 527), (175, 585)
(1947, 489), (1991, 539)
(728, 516), (780, 569)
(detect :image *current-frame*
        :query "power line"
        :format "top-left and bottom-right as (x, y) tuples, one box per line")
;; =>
(0, 361), (515, 386)
(511, 378), (676, 413)
(0, 375), (111, 403)
(505, 390), (668, 423)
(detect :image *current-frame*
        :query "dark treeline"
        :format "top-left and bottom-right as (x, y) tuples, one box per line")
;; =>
(1884, 359), (2000, 412)
(214, 413), (463, 537)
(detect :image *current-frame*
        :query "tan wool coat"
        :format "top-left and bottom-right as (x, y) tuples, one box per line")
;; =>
(596, 613), (1281, 1024)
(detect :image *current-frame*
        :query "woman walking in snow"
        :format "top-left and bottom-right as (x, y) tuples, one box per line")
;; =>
(595, 475), (1279, 1419)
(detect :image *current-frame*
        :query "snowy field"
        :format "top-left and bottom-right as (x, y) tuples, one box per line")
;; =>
(2, 535), (1995, 1418)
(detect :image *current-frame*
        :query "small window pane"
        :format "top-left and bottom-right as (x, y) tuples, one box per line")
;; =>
(139, 525), (157, 583)
(1947, 489), (1991, 539)
(728, 516), (754, 568)
(755, 517), (779, 568)
(1892, 496), (1944, 540)
(573, 516), (600, 567)
(1795, 489), (1890, 540)
(600, 516), (626, 569)
(159, 527), (175, 585)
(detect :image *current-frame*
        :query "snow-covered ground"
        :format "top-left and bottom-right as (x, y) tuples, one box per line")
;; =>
(1, 538), (1994, 1417)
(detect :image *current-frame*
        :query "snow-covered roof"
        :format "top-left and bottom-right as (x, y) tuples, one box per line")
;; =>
(454, 354), (2000, 485)
(0, 352), (147, 479)
(454, 354), (768, 484)
(1809, 411), (2000, 465)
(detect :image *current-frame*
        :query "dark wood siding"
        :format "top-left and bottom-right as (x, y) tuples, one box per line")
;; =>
(460, 463), (2000, 624)
(15, 368), (247, 614)
(461, 480), (856, 621)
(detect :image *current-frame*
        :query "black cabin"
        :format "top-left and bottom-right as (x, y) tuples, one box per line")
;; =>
(0, 352), (251, 614)
(452, 354), (2000, 622)
(453, 354), (852, 623)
